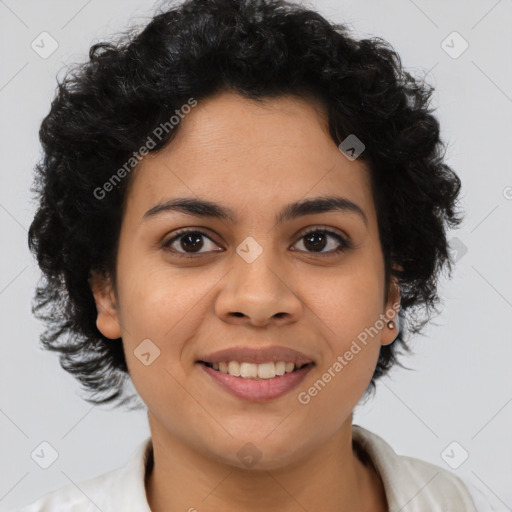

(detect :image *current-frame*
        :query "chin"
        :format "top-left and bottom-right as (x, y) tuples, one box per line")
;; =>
(203, 432), (313, 472)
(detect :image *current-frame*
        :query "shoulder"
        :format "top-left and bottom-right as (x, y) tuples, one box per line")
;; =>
(13, 464), (125, 512)
(12, 473), (115, 512)
(352, 424), (498, 512)
(459, 475), (511, 512)
(14, 485), (97, 512)
(11, 437), (153, 512)
(397, 454), (482, 508)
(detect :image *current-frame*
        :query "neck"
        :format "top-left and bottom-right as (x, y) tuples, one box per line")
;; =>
(145, 419), (388, 512)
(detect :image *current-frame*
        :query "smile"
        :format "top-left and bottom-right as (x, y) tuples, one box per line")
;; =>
(202, 360), (310, 379)
(198, 361), (314, 402)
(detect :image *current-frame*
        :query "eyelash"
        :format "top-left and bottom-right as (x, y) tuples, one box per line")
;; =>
(162, 227), (350, 259)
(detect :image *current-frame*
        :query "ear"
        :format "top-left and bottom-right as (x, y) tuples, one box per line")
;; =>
(89, 270), (122, 340)
(380, 272), (401, 347)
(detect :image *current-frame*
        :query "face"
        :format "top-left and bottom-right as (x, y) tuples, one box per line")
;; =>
(91, 91), (400, 470)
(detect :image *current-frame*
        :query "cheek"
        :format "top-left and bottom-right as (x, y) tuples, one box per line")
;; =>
(302, 259), (384, 403)
(308, 260), (385, 345)
(116, 253), (214, 342)
(116, 264), (218, 400)
(298, 276), (383, 419)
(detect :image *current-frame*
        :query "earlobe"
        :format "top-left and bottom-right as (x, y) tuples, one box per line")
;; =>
(89, 270), (122, 340)
(381, 277), (401, 346)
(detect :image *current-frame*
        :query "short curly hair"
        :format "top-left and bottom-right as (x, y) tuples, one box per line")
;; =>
(27, 0), (463, 408)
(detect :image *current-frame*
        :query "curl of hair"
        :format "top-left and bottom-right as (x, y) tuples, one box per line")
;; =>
(28, 0), (463, 408)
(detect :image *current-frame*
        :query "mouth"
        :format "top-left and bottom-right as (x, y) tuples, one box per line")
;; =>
(198, 360), (313, 379)
(197, 360), (315, 402)
(195, 345), (315, 402)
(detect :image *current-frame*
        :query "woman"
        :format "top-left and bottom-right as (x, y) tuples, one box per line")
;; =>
(18, 0), (494, 510)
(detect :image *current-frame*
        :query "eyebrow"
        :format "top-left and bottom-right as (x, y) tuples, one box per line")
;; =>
(143, 195), (368, 227)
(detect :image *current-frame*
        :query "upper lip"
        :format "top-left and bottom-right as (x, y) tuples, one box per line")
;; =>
(197, 345), (314, 366)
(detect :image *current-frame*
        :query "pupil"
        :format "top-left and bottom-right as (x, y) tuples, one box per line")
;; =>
(181, 233), (203, 252)
(304, 232), (326, 251)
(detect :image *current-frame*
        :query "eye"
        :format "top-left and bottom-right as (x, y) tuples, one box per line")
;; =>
(163, 227), (350, 259)
(163, 229), (221, 258)
(291, 228), (350, 256)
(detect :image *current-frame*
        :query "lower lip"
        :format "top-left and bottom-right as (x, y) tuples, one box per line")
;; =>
(198, 363), (314, 402)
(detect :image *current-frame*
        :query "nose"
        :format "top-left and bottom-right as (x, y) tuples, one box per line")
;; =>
(214, 250), (303, 327)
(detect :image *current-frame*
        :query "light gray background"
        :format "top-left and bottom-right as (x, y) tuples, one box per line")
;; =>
(1, 0), (511, 510)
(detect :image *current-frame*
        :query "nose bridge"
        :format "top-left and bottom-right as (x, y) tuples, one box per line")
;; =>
(233, 233), (284, 297)
(215, 232), (302, 324)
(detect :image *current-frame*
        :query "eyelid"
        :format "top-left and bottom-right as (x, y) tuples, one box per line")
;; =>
(162, 227), (221, 250)
(163, 225), (351, 257)
(291, 226), (351, 255)
(294, 224), (350, 242)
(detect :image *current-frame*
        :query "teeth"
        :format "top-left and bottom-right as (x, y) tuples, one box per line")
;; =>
(228, 361), (241, 376)
(257, 362), (275, 379)
(209, 361), (305, 379)
(240, 362), (258, 378)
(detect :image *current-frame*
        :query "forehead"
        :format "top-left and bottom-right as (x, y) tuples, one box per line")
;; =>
(124, 91), (375, 226)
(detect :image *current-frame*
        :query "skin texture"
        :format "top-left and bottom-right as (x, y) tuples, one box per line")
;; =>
(91, 91), (400, 512)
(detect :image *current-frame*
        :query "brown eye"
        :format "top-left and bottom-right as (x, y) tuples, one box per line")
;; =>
(292, 229), (350, 256)
(176, 232), (205, 252)
(163, 227), (350, 259)
(163, 229), (221, 258)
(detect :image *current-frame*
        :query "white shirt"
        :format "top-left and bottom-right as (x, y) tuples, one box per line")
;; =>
(13, 425), (501, 511)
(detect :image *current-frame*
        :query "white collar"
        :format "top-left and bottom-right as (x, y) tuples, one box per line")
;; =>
(22, 425), (480, 511)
